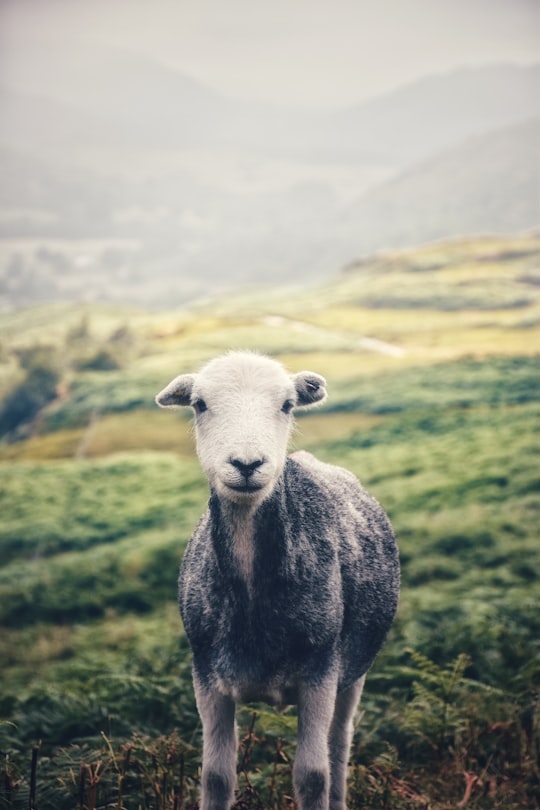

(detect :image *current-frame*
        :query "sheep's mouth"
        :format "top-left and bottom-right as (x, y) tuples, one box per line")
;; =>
(227, 482), (264, 494)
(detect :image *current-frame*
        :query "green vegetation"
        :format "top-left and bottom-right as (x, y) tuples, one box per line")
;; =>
(0, 345), (60, 436)
(0, 235), (538, 808)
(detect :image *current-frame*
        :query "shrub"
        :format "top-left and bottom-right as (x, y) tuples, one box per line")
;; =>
(74, 348), (122, 371)
(0, 350), (60, 436)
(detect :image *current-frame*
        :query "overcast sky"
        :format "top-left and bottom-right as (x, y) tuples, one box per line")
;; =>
(1, 0), (539, 107)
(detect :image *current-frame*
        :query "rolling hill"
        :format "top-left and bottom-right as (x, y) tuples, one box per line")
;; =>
(0, 234), (538, 808)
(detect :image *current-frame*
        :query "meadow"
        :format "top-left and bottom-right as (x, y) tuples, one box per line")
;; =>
(0, 234), (539, 809)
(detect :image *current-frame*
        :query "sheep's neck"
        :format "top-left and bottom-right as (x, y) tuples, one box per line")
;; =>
(225, 503), (256, 594)
(212, 484), (286, 596)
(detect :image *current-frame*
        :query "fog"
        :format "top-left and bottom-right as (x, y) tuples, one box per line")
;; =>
(0, 0), (538, 307)
(2, 0), (538, 106)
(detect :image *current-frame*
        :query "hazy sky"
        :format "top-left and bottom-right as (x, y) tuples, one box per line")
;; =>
(1, 0), (539, 107)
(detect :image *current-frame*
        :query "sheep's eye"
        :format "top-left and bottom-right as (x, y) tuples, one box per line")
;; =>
(193, 399), (208, 414)
(281, 399), (294, 415)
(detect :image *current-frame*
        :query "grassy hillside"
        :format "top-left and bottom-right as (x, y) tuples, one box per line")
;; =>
(0, 234), (539, 809)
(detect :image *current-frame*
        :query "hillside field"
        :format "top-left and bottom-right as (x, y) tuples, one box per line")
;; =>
(0, 234), (539, 809)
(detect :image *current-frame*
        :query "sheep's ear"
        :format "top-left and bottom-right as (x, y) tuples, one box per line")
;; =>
(293, 371), (327, 407)
(155, 374), (195, 408)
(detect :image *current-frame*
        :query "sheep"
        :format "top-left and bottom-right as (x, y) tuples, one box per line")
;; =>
(155, 351), (399, 810)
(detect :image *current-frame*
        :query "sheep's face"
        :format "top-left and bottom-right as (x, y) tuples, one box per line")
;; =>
(156, 352), (326, 506)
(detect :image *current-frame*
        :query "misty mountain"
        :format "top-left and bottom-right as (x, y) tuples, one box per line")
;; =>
(0, 50), (538, 309)
(328, 63), (540, 164)
(1, 43), (226, 150)
(0, 86), (112, 153)
(1, 117), (537, 309)
(1, 45), (538, 164)
(336, 118), (540, 258)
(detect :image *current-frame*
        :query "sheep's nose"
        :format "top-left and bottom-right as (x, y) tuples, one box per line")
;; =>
(230, 458), (264, 479)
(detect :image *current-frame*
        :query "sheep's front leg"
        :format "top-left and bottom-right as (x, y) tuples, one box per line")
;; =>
(194, 676), (237, 810)
(294, 677), (338, 810)
(328, 676), (365, 810)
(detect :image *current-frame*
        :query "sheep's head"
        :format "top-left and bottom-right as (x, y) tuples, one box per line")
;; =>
(155, 352), (326, 505)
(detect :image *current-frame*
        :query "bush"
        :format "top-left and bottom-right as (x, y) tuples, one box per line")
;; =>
(74, 348), (122, 371)
(0, 351), (60, 436)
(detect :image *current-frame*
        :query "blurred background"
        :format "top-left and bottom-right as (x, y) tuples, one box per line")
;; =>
(0, 0), (538, 306)
(0, 2), (539, 809)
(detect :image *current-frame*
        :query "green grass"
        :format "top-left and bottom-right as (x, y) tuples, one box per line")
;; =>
(0, 453), (205, 565)
(0, 234), (539, 808)
(320, 355), (540, 414)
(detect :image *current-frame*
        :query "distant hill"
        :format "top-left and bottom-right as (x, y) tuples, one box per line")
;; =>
(0, 55), (538, 306)
(337, 118), (540, 257)
(0, 117), (538, 306)
(328, 63), (540, 165)
(0, 86), (111, 152)
(1, 51), (538, 163)
(0, 44), (226, 151)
